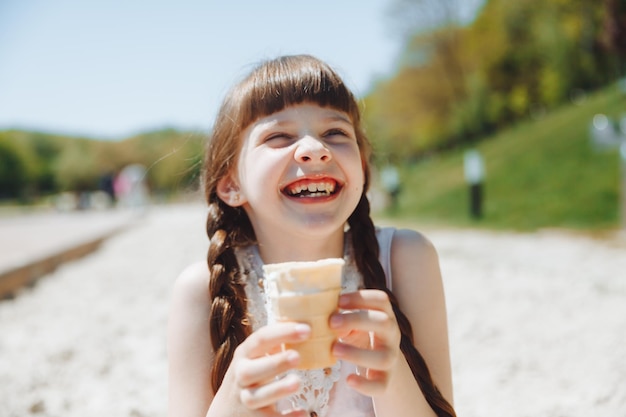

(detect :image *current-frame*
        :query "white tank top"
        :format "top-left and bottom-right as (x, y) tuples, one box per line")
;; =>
(235, 227), (395, 417)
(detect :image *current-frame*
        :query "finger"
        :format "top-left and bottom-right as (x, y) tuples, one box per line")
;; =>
(335, 328), (370, 348)
(236, 349), (301, 388)
(330, 309), (394, 336)
(345, 370), (389, 397)
(332, 341), (396, 371)
(339, 290), (394, 314)
(242, 323), (311, 359)
(240, 372), (301, 410)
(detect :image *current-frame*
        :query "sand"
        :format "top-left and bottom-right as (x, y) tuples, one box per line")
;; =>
(0, 204), (624, 416)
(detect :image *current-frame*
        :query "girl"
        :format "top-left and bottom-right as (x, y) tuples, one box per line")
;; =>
(168, 54), (456, 417)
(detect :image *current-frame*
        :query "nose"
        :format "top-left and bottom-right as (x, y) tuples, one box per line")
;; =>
(294, 136), (331, 163)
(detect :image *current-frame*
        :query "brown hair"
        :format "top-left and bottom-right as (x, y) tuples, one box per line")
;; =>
(203, 54), (455, 416)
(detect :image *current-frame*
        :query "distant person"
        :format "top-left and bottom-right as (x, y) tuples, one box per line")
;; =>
(115, 164), (149, 209)
(113, 170), (130, 204)
(380, 164), (401, 210)
(98, 171), (117, 204)
(463, 150), (485, 219)
(167, 55), (455, 417)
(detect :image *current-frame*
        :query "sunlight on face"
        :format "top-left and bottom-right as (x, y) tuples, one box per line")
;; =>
(236, 103), (365, 246)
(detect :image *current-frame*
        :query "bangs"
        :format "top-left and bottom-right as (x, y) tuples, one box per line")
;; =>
(237, 55), (360, 128)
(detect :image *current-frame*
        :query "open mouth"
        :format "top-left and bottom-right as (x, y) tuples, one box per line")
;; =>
(282, 178), (340, 198)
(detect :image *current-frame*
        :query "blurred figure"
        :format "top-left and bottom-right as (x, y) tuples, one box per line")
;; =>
(380, 164), (401, 211)
(589, 114), (625, 150)
(54, 192), (78, 212)
(589, 114), (626, 229)
(98, 171), (117, 206)
(464, 149), (485, 219)
(114, 164), (149, 210)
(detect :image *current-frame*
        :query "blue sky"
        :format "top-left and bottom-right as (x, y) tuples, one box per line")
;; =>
(0, 0), (481, 139)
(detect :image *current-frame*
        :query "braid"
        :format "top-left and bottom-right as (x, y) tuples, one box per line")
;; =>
(348, 194), (456, 417)
(206, 201), (254, 393)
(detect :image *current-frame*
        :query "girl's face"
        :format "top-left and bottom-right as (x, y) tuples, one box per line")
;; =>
(219, 103), (365, 244)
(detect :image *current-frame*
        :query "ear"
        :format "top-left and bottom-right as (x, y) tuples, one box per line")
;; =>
(216, 174), (246, 207)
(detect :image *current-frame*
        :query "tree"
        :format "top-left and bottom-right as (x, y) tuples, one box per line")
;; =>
(367, 0), (621, 162)
(0, 136), (30, 199)
(54, 139), (100, 192)
(601, 0), (626, 76)
(389, 0), (471, 104)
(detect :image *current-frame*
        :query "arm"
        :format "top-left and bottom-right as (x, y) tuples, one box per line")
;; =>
(330, 228), (453, 416)
(380, 228), (454, 412)
(167, 261), (215, 417)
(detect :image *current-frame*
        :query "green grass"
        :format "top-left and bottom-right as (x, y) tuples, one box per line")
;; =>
(379, 84), (625, 232)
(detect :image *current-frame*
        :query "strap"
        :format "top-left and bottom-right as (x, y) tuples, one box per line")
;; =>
(375, 227), (395, 291)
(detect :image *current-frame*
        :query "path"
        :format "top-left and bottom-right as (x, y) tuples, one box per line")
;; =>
(0, 208), (138, 299)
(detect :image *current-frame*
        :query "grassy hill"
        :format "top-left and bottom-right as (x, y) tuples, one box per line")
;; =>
(381, 83), (625, 232)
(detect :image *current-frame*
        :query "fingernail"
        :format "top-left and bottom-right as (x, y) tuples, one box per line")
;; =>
(332, 342), (346, 358)
(346, 375), (359, 388)
(329, 314), (343, 328)
(338, 295), (349, 307)
(284, 373), (301, 390)
(286, 350), (300, 365)
(294, 323), (311, 338)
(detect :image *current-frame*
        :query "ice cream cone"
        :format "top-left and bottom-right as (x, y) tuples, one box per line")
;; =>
(263, 258), (344, 369)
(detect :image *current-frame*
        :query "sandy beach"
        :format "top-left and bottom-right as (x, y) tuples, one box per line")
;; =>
(1, 203), (624, 416)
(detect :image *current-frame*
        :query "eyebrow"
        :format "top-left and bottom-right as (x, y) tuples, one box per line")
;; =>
(323, 114), (352, 124)
(270, 113), (352, 127)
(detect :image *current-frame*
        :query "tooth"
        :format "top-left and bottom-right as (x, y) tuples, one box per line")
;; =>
(286, 181), (338, 196)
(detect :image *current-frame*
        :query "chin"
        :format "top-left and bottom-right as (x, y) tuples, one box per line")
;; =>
(253, 210), (343, 234)
(291, 213), (347, 236)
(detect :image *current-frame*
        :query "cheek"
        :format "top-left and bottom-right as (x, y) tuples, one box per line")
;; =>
(348, 161), (365, 200)
(352, 179), (364, 199)
(239, 151), (283, 195)
(360, 160), (368, 186)
(353, 157), (366, 188)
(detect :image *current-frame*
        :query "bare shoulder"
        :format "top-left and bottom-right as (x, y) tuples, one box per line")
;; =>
(168, 260), (212, 344)
(168, 262), (211, 352)
(170, 260), (210, 306)
(168, 261), (212, 336)
(390, 227), (438, 252)
(389, 228), (440, 281)
(388, 228), (446, 327)
(388, 228), (443, 305)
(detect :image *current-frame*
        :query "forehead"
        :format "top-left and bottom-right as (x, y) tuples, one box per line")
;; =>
(249, 104), (353, 129)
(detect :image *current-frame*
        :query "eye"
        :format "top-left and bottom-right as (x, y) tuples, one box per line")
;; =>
(263, 132), (293, 147)
(323, 127), (356, 143)
(323, 128), (349, 138)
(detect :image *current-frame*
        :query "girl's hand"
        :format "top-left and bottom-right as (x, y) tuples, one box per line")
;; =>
(329, 290), (402, 397)
(217, 322), (311, 417)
